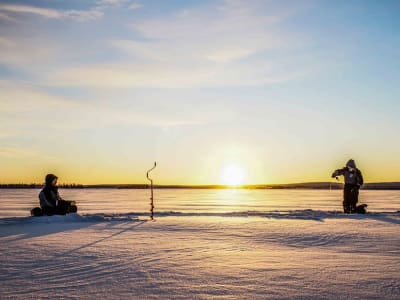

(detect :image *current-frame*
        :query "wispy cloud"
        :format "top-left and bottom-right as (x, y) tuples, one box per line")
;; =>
(50, 0), (308, 88)
(129, 3), (143, 10)
(0, 81), (229, 136)
(0, 3), (103, 22)
(52, 60), (307, 89)
(129, 0), (289, 63)
(0, 0), (312, 89)
(0, 147), (41, 159)
(0, 11), (18, 22)
(96, 0), (129, 6)
(0, 0), (143, 23)
(0, 37), (15, 47)
(0, 36), (60, 70)
(60, 9), (104, 22)
(0, 4), (61, 18)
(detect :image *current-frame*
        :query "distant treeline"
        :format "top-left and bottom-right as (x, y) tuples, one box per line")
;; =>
(1, 182), (400, 190)
(0, 183), (86, 189)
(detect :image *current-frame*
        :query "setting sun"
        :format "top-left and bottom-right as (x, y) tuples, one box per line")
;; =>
(221, 164), (246, 186)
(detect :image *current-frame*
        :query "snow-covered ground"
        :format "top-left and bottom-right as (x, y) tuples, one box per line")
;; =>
(1, 189), (399, 299)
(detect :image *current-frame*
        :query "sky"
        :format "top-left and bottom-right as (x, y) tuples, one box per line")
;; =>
(0, 0), (399, 185)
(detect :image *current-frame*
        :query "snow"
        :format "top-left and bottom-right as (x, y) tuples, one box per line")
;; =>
(0, 189), (399, 299)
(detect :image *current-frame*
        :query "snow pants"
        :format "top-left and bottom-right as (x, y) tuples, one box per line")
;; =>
(343, 184), (359, 213)
(42, 200), (75, 216)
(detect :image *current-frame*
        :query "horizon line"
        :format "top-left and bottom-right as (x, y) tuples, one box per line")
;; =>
(1, 181), (400, 187)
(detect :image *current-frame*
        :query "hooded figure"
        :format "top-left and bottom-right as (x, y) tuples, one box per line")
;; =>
(38, 174), (74, 215)
(332, 159), (364, 213)
(33, 174), (77, 217)
(39, 174), (61, 208)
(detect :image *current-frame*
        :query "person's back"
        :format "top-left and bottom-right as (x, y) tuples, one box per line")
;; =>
(39, 174), (61, 209)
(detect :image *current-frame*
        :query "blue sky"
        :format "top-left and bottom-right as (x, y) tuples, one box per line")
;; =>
(0, 0), (399, 184)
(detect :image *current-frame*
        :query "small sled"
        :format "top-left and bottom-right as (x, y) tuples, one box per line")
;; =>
(355, 204), (368, 214)
(31, 200), (78, 217)
(30, 207), (43, 217)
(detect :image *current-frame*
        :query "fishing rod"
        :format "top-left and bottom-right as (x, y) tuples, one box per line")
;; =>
(146, 162), (157, 220)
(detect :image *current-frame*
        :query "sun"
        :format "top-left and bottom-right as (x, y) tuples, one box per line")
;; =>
(221, 164), (245, 186)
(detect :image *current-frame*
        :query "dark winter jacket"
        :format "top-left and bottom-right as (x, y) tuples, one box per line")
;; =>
(39, 174), (62, 208)
(332, 159), (364, 186)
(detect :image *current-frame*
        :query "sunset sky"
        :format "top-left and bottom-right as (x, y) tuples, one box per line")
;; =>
(1, 0), (399, 184)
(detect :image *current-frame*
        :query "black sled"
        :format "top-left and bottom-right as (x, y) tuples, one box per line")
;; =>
(355, 204), (368, 214)
(31, 200), (78, 217)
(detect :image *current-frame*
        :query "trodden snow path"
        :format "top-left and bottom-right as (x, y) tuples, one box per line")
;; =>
(0, 212), (399, 299)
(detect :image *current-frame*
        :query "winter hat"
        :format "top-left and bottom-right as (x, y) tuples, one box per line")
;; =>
(45, 174), (58, 186)
(346, 159), (356, 169)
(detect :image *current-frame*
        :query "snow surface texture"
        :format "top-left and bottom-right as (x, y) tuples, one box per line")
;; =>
(0, 189), (399, 299)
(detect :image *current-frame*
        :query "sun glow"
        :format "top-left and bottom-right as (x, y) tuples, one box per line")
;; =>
(221, 164), (246, 186)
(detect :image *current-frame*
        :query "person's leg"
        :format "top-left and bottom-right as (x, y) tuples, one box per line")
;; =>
(31, 207), (43, 216)
(350, 187), (359, 213)
(68, 205), (78, 213)
(42, 206), (57, 216)
(343, 185), (352, 213)
(56, 201), (69, 215)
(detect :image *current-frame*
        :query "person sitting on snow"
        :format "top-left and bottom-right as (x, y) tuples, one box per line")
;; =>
(39, 174), (77, 215)
(331, 159), (364, 213)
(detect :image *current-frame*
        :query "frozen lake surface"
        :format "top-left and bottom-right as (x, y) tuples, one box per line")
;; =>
(1, 189), (399, 299)
(1, 188), (400, 217)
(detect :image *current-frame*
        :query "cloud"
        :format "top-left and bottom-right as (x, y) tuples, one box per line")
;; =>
(0, 80), (79, 117)
(0, 11), (18, 22)
(0, 37), (15, 47)
(61, 9), (104, 22)
(204, 49), (255, 64)
(0, 0), (312, 89)
(94, 0), (142, 9)
(0, 36), (60, 70)
(50, 0), (308, 88)
(127, 0), (305, 66)
(0, 4), (103, 22)
(0, 147), (41, 158)
(0, 81), (228, 135)
(129, 1), (287, 63)
(51, 60), (306, 89)
(96, 0), (129, 5)
(0, 146), (60, 167)
(129, 3), (143, 10)
(0, 4), (61, 18)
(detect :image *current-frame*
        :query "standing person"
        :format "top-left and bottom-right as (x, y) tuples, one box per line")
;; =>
(39, 174), (77, 215)
(331, 159), (364, 213)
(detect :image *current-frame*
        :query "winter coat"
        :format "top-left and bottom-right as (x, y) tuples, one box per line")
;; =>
(332, 159), (364, 186)
(39, 174), (63, 208)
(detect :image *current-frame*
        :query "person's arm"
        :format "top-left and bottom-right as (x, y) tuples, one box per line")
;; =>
(55, 191), (61, 200)
(357, 170), (364, 186)
(48, 190), (59, 207)
(332, 168), (346, 178)
(39, 191), (56, 208)
(55, 191), (64, 205)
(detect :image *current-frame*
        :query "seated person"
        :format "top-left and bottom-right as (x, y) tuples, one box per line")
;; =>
(39, 174), (77, 215)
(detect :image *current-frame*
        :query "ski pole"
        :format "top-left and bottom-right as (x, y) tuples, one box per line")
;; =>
(146, 162), (157, 220)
